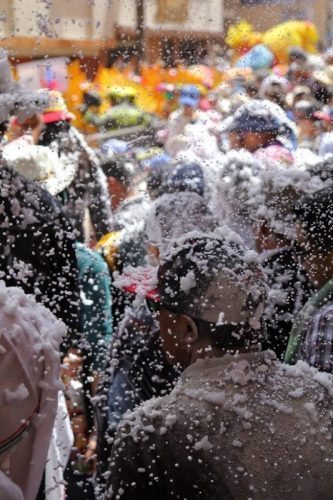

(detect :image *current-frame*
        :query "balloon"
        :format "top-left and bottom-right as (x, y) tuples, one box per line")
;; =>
(236, 44), (274, 70)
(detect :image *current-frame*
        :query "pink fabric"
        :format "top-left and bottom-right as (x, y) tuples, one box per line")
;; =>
(254, 144), (294, 167)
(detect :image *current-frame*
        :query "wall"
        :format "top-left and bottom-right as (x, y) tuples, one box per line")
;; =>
(0, 0), (117, 40)
(0, 0), (224, 58)
(117, 0), (224, 33)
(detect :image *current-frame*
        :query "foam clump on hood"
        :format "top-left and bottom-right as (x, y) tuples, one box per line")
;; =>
(145, 192), (219, 259)
(0, 49), (49, 124)
(0, 280), (66, 365)
(212, 150), (262, 247)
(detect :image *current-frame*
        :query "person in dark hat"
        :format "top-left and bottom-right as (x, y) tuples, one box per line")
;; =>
(227, 106), (282, 153)
(164, 160), (205, 197)
(106, 234), (333, 500)
(226, 100), (295, 166)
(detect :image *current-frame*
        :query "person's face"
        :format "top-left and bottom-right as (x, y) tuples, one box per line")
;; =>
(183, 104), (195, 118)
(242, 132), (268, 152)
(228, 131), (243, 150)
(159, 307), (194, 368)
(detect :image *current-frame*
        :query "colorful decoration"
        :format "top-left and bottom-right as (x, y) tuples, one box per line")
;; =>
(226, 19), (319, 65)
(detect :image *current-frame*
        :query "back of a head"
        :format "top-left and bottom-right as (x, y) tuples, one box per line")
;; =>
(158, 233), (267, 350)
(295, 186), (333, 251)
(38, 120), (71, 146)
(228, 99), (282, 135)
(214, 150), (262, 218)
(164, 161), (205, 197)
(100, 156), (135, 188)
(145, 191), (218, 258)
(255, 165), (323, 241)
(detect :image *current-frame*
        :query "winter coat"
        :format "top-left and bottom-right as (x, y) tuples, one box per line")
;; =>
(107, 350), (333, 500)
(0, 158), (79, 352)
(46, 126), (112, 241)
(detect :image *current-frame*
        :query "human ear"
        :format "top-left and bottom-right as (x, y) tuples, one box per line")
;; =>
(177, 314), (199, 346)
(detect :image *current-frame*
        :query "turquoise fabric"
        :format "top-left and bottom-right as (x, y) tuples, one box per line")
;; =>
(76, 243), (112, 372)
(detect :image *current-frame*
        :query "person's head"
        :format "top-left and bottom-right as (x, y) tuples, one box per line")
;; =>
(145, 191), (218, 262)
(311, 68), (333, 105)
(152, 235), (267, 369)
(227, 101), (282, 152)
(213, 150), (262, 240)
(179, 85), (200, 116)
(38, 90), (73, 145)
(147, 168), (166, 200)
(0, 49), (49, 140)
(38, 120), (71, 146)
(294, 187), (333, 287)
(254, 167), (314, 253)
(260, 75), (288, 109)
(294, 100), (321, 123)
(288, 47), (308, 66)
(100, 156), (135, 210)
(164, 161), (205, 197)
(3, 143), (76, 196)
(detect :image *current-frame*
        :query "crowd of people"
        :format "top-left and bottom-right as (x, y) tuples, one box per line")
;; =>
(2, 38), (333, 499)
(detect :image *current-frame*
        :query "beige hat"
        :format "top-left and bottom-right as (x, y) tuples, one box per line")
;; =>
(158, 234), (267, 328)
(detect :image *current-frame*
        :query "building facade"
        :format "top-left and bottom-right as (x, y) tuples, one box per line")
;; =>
(0, 0), (331, 63)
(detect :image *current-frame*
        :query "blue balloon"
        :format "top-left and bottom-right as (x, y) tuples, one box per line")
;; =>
(236, 44), (274, 71)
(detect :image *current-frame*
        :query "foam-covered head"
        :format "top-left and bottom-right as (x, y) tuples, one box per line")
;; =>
(158, 234), (266, 328)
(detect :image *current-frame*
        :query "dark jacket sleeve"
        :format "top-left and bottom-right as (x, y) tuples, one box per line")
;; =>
(12, 210), (80, 354)
(72, 128), (113, 239)
(88, 156), (113, 239)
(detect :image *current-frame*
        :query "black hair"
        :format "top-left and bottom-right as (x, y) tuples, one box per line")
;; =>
(294, 187), (333, 251)
(100, 157), (134, 187)
(195, 318), (265, 352)
(83, 91), (101, 108)
(38, 121), (71, 146)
